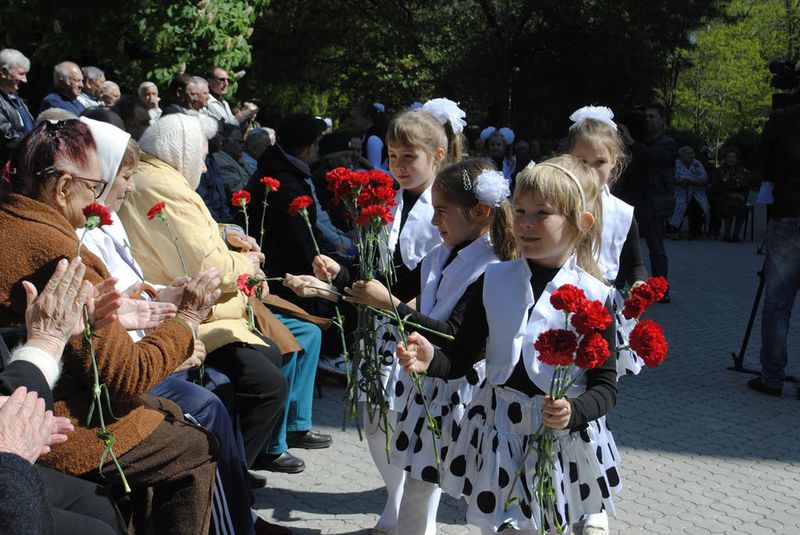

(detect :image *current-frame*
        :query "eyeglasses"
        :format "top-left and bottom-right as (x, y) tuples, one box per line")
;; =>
(37, 166), (107, 199)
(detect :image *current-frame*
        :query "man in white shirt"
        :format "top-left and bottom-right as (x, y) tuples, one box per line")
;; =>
(205, 66), (257, 125)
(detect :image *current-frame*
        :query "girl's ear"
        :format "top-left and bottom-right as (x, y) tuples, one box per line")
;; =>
(471, 202), (493, 223)
(433, 146), (445, 166)
(580, 210), (595, 231)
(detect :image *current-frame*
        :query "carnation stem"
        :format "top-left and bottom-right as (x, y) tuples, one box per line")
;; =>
(162, 220), (188, 279)
(258, 196), (268, 254)
(365, 306), (454, 340)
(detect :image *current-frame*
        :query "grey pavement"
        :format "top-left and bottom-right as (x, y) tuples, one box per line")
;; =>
(254, 207), (800, 534)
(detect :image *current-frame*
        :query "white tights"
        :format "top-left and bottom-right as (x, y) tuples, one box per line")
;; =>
(396, 477), (441, 535)
(364, 406), (405, 531)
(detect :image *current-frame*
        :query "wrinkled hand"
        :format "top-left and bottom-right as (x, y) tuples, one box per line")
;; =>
(243, 251), (265, 270)
(312, 254), (340, 281)
(283, 273), (338, 302)
(23, 258), (93, 359)
(176, 268), (223, 330)
(86, 277), (123, 331)
(226, 229), (261, 254)
(396, 332), (434, 374)
(344, 279), (395, 309)
(116, 299), (177, 331)
(156, 277), (189, 308)
(173, 339), (207, 373)
(541, 396), (572, 430)
(0, 387), (53, 464)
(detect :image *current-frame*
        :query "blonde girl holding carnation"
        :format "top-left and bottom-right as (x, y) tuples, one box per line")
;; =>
(286, 100), (467, 534)
(397, 155), (622, 534)
(565, 106), (651, 535)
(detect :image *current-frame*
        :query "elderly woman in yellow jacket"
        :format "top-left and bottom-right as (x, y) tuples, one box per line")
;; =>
(118, 113), (297, 468)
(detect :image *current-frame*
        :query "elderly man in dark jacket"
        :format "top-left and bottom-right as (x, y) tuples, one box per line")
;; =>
(616, 103), (676, 302)
(0, 49), (34, 165)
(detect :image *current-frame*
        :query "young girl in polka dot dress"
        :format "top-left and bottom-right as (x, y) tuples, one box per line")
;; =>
(567, 106), (649, 535)
(299, 105), (465, 535)
(344, 159), (516, 535)
(397, 155), (622, 534)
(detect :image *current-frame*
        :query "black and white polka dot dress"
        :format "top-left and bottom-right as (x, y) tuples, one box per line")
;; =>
(357, 319), (413, 411)
(390, 361), (486, 483)
(439, 383), (622, 532)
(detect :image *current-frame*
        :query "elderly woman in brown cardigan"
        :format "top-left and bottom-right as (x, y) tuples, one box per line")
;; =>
(0, 119), (223, 534)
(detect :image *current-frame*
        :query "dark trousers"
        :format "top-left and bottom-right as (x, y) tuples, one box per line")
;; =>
(206, 340), (288, 467)
(637, 207), (669, 278)
(149, 370), (254, 535)
(84, 398), (218, 535)
(40, 466), (127, 535)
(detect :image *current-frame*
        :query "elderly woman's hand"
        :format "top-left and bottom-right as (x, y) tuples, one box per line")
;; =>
(22, 258), (93, 359)
(0, 387), (54, 464)
(156, 277), (189, 308)
(175, 268), (223, 331)
(283, 274), (339, 302)
(173, 339), (207, 373)
(116, 299), (178, 331)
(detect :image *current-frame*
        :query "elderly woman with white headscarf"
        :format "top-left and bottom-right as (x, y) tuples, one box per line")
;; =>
(79, 116), (288, 534)
(118, 113), (300, 474)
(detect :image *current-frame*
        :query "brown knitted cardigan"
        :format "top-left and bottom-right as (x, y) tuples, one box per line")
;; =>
(0, 193), (194, 475)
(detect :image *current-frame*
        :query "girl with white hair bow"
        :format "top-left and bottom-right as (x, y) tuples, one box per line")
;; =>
(481, 125), (517, 183)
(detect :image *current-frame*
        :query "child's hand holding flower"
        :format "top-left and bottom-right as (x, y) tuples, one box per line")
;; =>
(541, 395), (572, 430)
(397, 332), (435, 374)
(344, 279), (397, 310)
(312, 254), (341, 281)
(283, 274), (339, 302)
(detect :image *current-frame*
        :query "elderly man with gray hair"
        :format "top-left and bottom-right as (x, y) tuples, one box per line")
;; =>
(138, 81), (161, 120)
(98, 80), (121, 107)
(39, 61), (85, 116)
(77, 66), (104, 108)
(0, 48), (34, 164)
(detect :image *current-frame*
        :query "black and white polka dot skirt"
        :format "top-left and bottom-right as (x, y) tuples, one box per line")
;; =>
(390, 361), (486, 483)
(439, 383), (622, 532)
(357, 320), (412, 411)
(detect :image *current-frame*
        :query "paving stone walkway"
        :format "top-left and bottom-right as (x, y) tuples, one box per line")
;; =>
(255, 209), (800, 534)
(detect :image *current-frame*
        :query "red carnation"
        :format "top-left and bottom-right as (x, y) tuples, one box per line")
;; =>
(231, 190), (251, 208)
(357, 191), (374, 206)
(372, 186), (397, 205)
(146, 201), (166, 221)
(550, 284), (587, 313)
(645, 277), (668, 301)
(82, 202), (113, 229)
(570, 299), (612, 335)
(534, 329), (577, 367)
(629, 319), (668, 367)
(349, 170), (370, 186)
(259, 177), (280, 192)
(356, 204), (394, 226)
(575, 332), (610, 369)
(622, 294), (648, 320)
(325, 167), (352, 185)
(367, 169), (394, 187)
(237, 273), (255, 297)
(288, 195), (314, 217)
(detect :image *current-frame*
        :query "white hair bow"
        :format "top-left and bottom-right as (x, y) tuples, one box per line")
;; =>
(421, 98), (467, 133)
(569, 105), (617, 130)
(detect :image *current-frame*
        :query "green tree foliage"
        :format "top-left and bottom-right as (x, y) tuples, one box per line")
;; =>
(671, 0), (797, 145)
(245, 0), (714, 142)
(0, 0), (268, 99)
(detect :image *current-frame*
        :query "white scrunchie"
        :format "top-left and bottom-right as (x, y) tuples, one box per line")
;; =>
(421, 98), (467, 133)
(569, 105), (617, 131)
(373, 102), (385, 113)
(473, 170), (510, 207)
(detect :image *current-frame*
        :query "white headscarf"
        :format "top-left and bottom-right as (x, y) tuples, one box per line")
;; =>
(79, 117), (131, 204)
(138, 114), (208, 190)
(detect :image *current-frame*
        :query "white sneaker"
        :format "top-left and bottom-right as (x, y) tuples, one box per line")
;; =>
(583, 511), (609, 534)
(318, 355), (350, 377)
